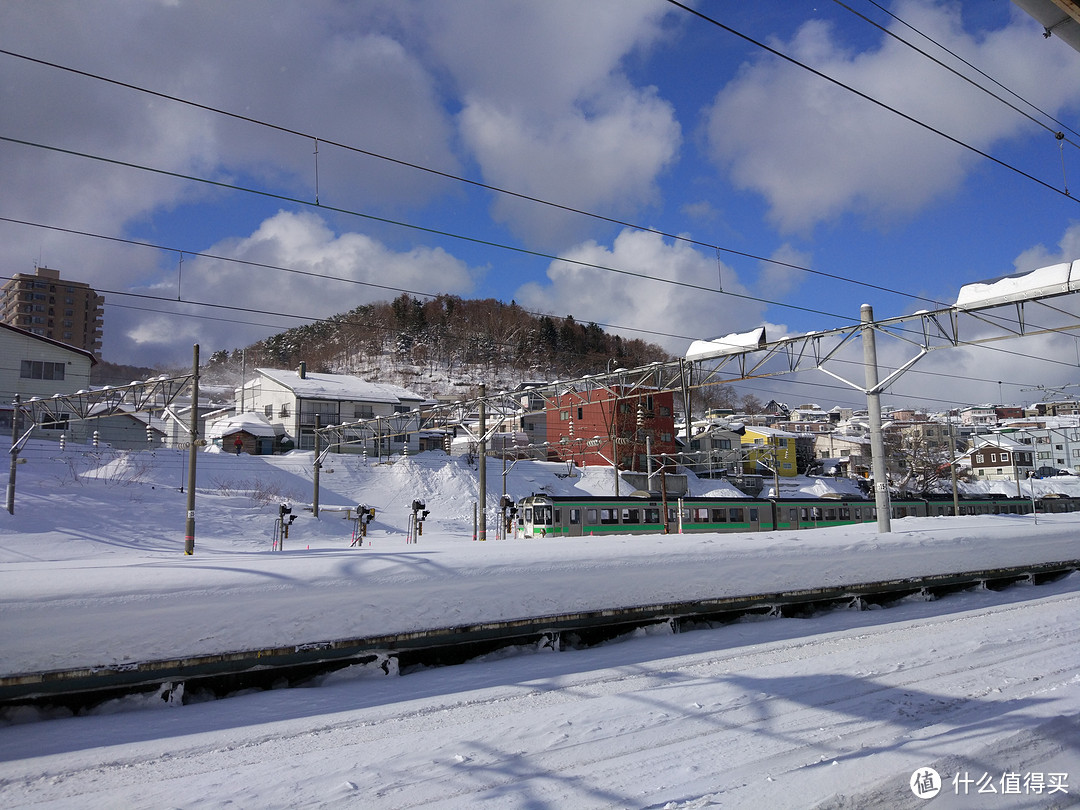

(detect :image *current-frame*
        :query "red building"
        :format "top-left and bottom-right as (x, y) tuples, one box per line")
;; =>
(545, 386), (678, 472)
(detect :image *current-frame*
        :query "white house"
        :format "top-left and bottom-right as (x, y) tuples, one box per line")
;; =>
(237, 365), (431, 453)
(0, 322), (95, 434)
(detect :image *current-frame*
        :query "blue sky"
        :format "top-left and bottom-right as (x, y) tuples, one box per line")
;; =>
(2, 1), (1080, 411)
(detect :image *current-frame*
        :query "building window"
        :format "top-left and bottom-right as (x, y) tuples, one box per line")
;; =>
(264, 405), (273, 417)
(40, 413), (69, 430)
(20, 360), (65, 380)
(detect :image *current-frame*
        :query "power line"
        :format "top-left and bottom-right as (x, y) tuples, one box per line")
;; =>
(0, 218), (705, 344)
(12, 131), (1068, 360)
(5, 42), (1073, 351)
(4, 212), (1079, 395)
(0, 139), (867, 328)
(844, 0), (1080, 145)
(0, 46), (952, 308)
(663, 0), (1079, 202)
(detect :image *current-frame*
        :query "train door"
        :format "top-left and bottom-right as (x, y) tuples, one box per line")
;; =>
(568, 507), (583, 536)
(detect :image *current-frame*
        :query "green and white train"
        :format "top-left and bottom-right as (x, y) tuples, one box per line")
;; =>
(515, 492), (1080, 537)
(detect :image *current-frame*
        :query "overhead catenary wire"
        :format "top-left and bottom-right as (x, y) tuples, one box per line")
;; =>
(3, 39), (1077, 348)
(845, 0), (1080, 145)
(7, 133), (1075, 363)
(662, 0), (1079, 203)
(0, 145), (863, 329)
(7, 182), (1080, 409)
(0, 46), (976, 310)
(6, 209), (1080, 388)
(2, 28), (1079, 404)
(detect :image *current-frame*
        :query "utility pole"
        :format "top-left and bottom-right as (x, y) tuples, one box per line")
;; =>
(680, 359), (692, 447)
(948, 413), (960, 517)
(184, 344), (199, 554)
(862, 306), (891, 533)
(313, 413), (321, 518)
(478, 383), (487, 542)
(6, 394), (19, 515)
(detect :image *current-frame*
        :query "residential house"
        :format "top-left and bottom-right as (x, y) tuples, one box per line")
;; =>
(238, 365), (430, 453)
(959, 405), (998, 427)
(967, 435), (1035, 481)
(682, 420), (744, 477)
(813, 433), (871, 478)
(995, 418), (1080, 473)
(73, 404), (170, 450)
(0, 321), (95, 433)
(741, 425), (799, 477)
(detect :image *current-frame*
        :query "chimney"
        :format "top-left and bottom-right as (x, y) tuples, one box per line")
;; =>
(298, 361), (307, 379)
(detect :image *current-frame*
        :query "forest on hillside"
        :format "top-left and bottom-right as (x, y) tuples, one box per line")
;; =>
(94, 294), (748, 411)
(230, 294), (671, 381)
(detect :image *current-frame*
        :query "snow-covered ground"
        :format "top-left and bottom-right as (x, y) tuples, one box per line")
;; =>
(1, 440), (1078, 808)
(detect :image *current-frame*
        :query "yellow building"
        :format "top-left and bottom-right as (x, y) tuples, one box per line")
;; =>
(741, 426), (799, 477)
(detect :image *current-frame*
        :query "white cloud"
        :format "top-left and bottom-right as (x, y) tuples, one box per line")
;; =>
(514, 228), (766, 354)
(419, 0), (683, 246)
(1012, 221), (1080, 273)
(459, 88), (681, 245)
(117, 211), (479, 363)
(754, 244), (812, 300)
(703, 1), (1080, 232)
(0, 1), (461, 241)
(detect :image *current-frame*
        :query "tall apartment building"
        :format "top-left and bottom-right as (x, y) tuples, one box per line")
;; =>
(0, 266), (103, 358)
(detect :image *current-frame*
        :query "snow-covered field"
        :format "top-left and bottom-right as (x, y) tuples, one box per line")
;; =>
(1, 440), (1078, 808)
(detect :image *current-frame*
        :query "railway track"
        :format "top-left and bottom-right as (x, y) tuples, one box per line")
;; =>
(3, 558), (1078, 714)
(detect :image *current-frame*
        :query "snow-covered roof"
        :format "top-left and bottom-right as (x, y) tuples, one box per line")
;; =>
(86, 402), (169, 433)
(206, 412), (281, 439)
(742, 424), (798, 439)
(256, 369), (428, 404)
(972, 434), (1030, 451)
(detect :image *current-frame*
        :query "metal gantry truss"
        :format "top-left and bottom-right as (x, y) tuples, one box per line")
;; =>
(12, 374), (197, 450)
(312, 285), (1080, 536)
(7, 345), (202, 556)
(314, 292), (1080, 464)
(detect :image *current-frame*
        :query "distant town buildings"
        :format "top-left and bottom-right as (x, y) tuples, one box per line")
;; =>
(0, 266), (104, 359)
